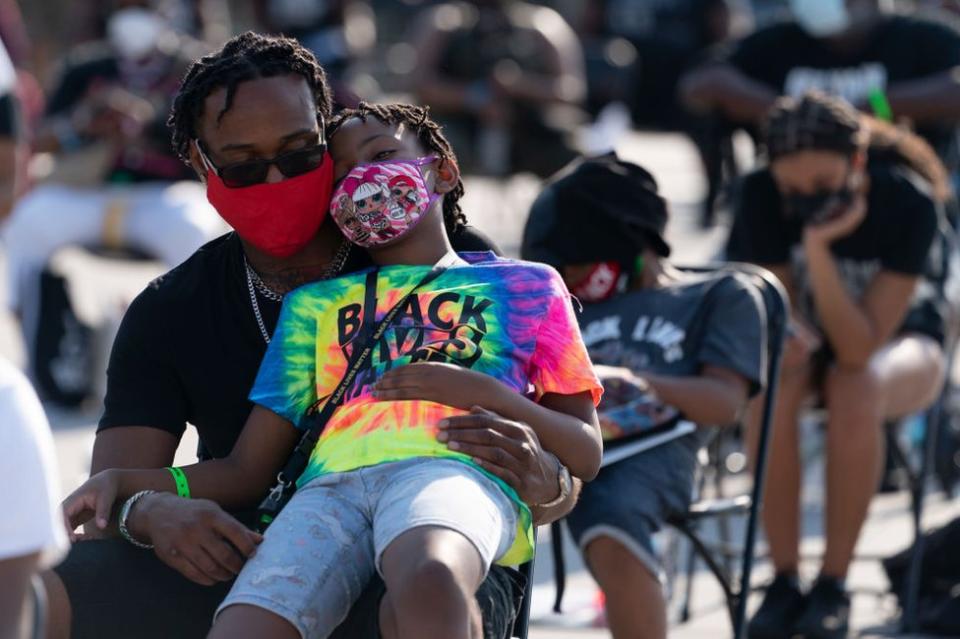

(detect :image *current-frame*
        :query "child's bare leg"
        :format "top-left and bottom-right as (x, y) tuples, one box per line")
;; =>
(380, 526), (485, 639)
(207, 604), (300, 639)
(379, 591), (483, 639)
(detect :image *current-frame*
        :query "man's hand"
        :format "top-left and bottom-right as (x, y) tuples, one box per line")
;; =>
(437, 406), (561, 507)
(127, 492), (262, 586)
(73, 86), (155, 143)
(374, 362), (503, 411)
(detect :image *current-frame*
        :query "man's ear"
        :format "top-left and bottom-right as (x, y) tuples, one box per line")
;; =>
(187, 140), (208, 184)
(434, 156), (461, 195)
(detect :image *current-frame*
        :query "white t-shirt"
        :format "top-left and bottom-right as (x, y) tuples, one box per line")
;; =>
(0, 359), (69, 567)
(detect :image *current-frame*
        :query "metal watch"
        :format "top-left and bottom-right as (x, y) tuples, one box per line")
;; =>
(118, 490), (157, 549)
(537, 459), (572, 509)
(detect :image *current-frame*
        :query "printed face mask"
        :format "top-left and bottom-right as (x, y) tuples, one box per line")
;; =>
(199, 143), (335, 258)
(330, 156), (439, 248)
(571, 262), (623, 303)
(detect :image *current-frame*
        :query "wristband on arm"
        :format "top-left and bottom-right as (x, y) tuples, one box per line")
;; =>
(166, 466), (191, 498)
(867, 88), (893, 122)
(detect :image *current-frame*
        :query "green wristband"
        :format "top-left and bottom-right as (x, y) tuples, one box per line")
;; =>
(868, 88), (893, 122)
(166, 466), (191, 498)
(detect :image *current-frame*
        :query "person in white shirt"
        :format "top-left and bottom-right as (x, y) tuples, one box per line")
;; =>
(0, 358), (69, 638)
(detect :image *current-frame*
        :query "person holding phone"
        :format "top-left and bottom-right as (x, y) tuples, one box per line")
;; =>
(728, 92), (954, 639)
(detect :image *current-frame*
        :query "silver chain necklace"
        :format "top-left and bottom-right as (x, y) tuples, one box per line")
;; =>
(244, 241), (352, 344)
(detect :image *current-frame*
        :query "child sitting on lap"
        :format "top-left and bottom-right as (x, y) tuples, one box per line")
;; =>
(65, 102), (602, 639)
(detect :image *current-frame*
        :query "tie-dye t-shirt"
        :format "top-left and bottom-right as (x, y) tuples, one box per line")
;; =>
(250, 252), (602, 564)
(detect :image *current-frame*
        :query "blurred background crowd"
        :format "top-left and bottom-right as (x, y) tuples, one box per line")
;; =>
(7, 0), (960, 404)
(0, 1), (954, 347)
(5, 1), (960, 638)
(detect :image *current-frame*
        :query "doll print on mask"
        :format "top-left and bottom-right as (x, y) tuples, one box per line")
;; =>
(388, 174), (424, 223)
(350, 169), (394, 239)
(335, 193), (371, 245)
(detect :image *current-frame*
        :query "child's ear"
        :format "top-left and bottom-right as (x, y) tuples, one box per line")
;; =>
(434, 156), (460, 194)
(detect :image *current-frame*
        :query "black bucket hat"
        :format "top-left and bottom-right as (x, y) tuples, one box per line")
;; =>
(521, 152), (670, 270)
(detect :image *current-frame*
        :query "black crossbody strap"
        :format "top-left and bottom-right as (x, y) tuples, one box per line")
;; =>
(256, 260), (452, 531)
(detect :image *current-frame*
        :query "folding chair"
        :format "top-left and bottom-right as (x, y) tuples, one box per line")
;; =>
(547, 262), (789, 639)
(891, 391), (947, 632)
(878, 347), (957, 632)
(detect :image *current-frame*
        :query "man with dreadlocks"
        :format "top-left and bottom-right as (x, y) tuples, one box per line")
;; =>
(43, 32), (574, 639)
(730, 92), (954, 639)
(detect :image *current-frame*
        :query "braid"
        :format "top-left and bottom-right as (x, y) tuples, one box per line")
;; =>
(168, 32), (332, 164)
(328, 102), (468, 234)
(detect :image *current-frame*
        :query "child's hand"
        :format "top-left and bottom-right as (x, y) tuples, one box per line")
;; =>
(62, 470), (121, 540)
(373, 362), (499, 411)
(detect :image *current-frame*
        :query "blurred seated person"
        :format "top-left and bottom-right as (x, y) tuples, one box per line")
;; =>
(253, 0), (374, 92)
(681, 0), (960, 176)
(0, 358), (69, 639)
(66, 0), (215, 45)
(2, 0), (223, 316)
(412, 0), (586, 178)
(0, 38), (21, 223)
(522, 153), (766, 639)
(728, 92), (952, 639)
(582, 0), (742, 226)
(580, 0), (735, 127)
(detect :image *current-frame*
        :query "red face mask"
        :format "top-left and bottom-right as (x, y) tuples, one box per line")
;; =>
(203, 152), (335, 258)
(571, 261), (622, 303)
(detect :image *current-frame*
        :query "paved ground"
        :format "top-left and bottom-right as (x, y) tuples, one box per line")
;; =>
(12, 129), (959, 638)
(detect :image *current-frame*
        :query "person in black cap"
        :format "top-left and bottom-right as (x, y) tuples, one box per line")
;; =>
(522, 152), (767, 639)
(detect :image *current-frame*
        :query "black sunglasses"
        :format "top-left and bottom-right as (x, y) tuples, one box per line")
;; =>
(196, 139), (328, 188)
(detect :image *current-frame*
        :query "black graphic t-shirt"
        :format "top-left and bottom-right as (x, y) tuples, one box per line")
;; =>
(729, 162), (948, 343)
(578, 272), (766, 459)
(727, 14), (960, 164)
(98, 226), (501, 460)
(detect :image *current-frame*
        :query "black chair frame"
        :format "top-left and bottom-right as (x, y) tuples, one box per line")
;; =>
(526, 262), (788, 638)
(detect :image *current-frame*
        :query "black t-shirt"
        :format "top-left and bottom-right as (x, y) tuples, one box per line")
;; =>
(98, 226), (502, 459)
(727, 14), (960, 164)
(728, 162), (947, 341)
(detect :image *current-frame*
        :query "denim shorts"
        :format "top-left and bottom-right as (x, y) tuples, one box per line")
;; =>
(215, 458), (518, 639)
(565, 437), (697, 579)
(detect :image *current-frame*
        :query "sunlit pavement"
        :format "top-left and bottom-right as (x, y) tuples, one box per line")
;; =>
(16, 129), (958, 638)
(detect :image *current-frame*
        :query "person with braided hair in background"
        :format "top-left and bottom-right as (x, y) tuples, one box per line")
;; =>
(728, 92), (957, 639)
(41, 32), (575, 639)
